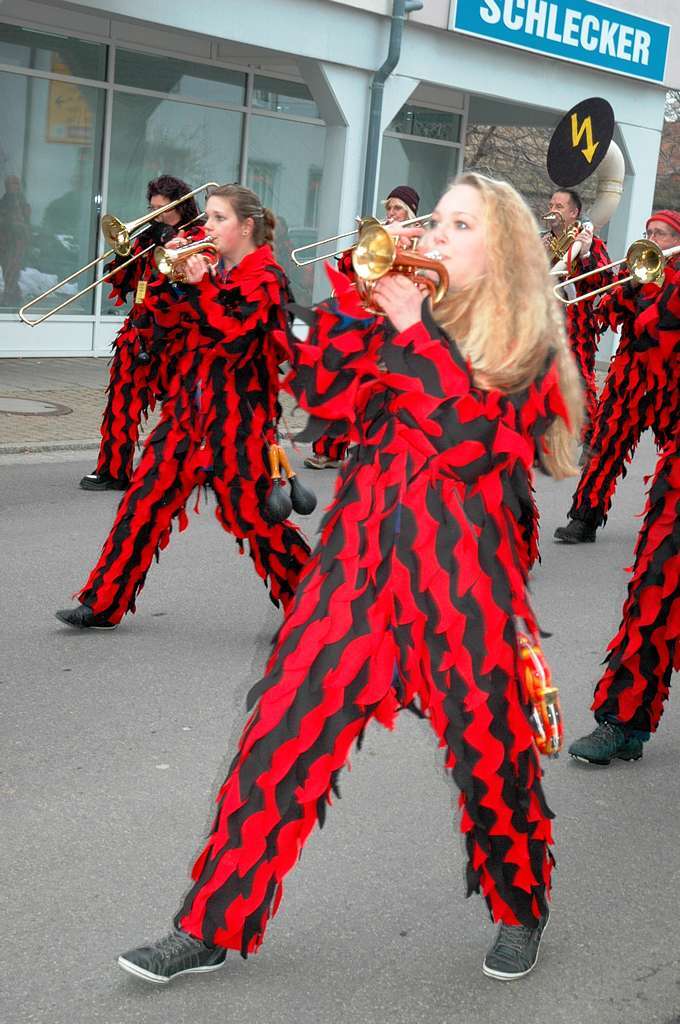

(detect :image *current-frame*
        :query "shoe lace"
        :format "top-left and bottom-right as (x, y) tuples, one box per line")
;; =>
(590, 721), (619, 747)
(155, 930), (198, 961)
(491, 923), (533, 959)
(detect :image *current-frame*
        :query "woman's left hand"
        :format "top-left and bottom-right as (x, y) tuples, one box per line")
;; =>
(372, 274), (426, 333)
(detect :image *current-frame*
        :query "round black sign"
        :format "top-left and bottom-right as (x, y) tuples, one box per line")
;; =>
(547, 97), (615, 188)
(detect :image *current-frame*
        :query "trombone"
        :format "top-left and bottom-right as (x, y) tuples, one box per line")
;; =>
(291, 213), (433, 267)
(18, 181), (219, 327)
(553, 239), (680, 306)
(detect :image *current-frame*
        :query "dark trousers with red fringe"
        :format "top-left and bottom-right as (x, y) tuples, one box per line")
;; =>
(311, 432), (349, 462)
(78, 416), (310, 623)
(95, 321), (153, 484)
(568, 349), (650, 528)
(565, 303), (599, 440)
(174, 547), (554, 955)
(591, 440), (680, 737)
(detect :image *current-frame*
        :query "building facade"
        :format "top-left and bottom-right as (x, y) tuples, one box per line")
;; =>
(0, 0), (677, 356)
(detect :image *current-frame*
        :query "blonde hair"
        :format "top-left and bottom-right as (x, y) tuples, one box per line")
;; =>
(433, 172), (582, 479)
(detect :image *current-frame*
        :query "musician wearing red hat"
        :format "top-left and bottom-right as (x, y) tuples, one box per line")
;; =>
(554, 209), (680, 546)
(304, 185), (421, 472)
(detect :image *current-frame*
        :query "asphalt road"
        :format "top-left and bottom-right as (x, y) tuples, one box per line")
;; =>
(1, 441), (678, 1024)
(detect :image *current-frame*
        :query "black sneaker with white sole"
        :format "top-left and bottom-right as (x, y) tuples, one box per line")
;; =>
(118, 928), (227, 985)
(79, 472), (129, 491)
(482, 910), (549, 981)
(55, 605), (117, 630)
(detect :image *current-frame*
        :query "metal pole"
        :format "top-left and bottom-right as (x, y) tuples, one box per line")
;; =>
(360, 0), (423, 217)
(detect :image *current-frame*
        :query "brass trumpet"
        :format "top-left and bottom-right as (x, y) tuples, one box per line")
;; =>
(154, 237), (219, 282)
(291, 213), (433, 267)
(553, 239), (680, 306)
(351, 219), (449, 311)
(18, 181), (219, 326)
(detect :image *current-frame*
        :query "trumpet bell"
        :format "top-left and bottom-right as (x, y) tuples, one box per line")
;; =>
(153, 238), (218, 281)
(627, 239), (665, 287)
(352, 222), (396, 281)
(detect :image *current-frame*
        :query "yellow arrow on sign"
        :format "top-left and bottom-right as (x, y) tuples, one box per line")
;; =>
(571, 113), (599, 163)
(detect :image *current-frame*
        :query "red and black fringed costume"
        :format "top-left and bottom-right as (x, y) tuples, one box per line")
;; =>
(94, 222), (204, 486)
(563, 235), (610, 437)
(565, 257), (680, 531)
(174, 272), (572, 956)
(75, 245), (311, 623)
(591, 427), (679, 737)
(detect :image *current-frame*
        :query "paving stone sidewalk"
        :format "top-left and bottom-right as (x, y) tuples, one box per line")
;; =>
(0, 357), (309, 455)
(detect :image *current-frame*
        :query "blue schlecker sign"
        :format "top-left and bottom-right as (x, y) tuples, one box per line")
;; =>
(450, 0), (670, 83)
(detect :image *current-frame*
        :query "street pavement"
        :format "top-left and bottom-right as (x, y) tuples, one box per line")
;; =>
(1, 436), (679, 1024)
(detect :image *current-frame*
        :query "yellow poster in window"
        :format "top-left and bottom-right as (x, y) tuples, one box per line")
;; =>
(46, 57), (93, 145)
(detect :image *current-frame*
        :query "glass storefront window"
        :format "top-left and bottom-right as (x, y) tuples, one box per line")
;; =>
(105, 93), (243, 313)
(378, 136), (460, 218)
(388, 104), (461, 144)
(252, 76), (319, 119)
(115, 50), (246, 106)
(248, 114), (325, 305)
(0, 23), (107, 80)
(0, 69), (104, 315)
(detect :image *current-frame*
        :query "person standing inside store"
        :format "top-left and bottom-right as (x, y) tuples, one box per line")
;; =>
(80, 175), (203, 492)
(554, 210), (680, 545)
(56, 184), (311, 628)
(0, 175), (32, 308)
(116, 173), (582, 986)
(304, 184), (420, 471)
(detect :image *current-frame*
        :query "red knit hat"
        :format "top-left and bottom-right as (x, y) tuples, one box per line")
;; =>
(646, 209), (680, 236)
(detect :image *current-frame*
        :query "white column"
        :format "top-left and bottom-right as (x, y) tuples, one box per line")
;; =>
(298, 60), (418, 298)
(599, 117), (664, 358)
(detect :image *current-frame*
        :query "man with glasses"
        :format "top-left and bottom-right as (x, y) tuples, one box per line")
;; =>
(554, 209), (680, 545)
(80, 175), (201, 491)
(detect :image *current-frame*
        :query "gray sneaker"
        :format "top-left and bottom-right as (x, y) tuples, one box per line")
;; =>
(568, 721), (643, 765)
(117, 928), (227, 985)
(483, 911), (549, 981)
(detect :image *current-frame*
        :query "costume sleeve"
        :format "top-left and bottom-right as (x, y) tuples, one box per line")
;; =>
(104, 231), (158, 306)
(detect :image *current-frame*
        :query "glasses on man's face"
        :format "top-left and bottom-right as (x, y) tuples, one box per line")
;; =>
(644, 229), (675, 240)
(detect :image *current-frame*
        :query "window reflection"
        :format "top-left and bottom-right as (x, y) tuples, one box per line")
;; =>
(249, 114), (325, 304)
(0, 70), (104, 313)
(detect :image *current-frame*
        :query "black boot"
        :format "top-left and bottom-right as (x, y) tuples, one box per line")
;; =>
(79, 472), (129, 492)
(553, 518), (598, 544)
(55, 605), (117, 630)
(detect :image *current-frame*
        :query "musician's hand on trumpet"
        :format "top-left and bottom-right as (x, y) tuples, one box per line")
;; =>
(176, 253), (216, 285)
(371, 273), (428, 333)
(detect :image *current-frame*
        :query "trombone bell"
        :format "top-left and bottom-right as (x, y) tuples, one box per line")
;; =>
(626, 239), (665, 287)
(101, 214), (133, 256)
